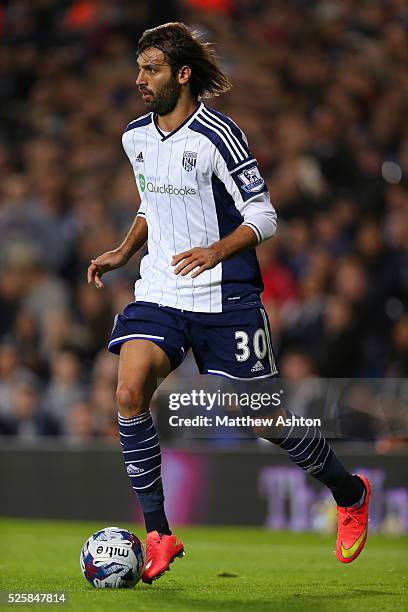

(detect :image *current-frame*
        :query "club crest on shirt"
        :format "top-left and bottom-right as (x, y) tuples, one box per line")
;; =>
(182, 151), (197, 172)
(237, 166), (265, 193)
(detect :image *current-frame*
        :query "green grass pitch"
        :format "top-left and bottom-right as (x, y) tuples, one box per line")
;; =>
(0, 519), (406, 611)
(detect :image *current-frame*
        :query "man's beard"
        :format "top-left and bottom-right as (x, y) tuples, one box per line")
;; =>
(143, 76), (182, 116)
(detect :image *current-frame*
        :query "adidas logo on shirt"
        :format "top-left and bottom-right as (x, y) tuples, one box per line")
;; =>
(251, 360), (265, 372)
(126, 464), (144, 475)
(136, 152), (144, 163)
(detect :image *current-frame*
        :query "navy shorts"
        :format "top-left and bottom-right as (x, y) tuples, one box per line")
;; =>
(108, 301), (278, 380)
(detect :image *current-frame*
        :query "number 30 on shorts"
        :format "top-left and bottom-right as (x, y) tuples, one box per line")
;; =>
(234, 329), (267, 362)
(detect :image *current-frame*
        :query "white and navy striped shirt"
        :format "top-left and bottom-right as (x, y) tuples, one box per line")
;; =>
(122, 102), (277, 313)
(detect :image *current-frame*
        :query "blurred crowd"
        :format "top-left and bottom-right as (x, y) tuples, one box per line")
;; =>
(0, 0), (407, 441)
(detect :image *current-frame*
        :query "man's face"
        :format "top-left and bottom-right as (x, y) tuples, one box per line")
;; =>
(136, 48), (182, 116)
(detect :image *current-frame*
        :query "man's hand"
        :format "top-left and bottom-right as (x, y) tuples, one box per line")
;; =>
(87, 249), (129, 289)
(172, 226), (259, 279)
(172, 246), (223, 278)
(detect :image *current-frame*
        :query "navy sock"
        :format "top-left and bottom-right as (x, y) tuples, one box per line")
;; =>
(118, 411), (171, 535)
(330, 473), (366, 507)
(270, 419), (364, 507)
(144, 508), (171, 535)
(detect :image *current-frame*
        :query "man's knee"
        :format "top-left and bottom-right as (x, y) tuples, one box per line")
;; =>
(249, 410), (288, 442)
(116, 384), (148, 417)
(251, 424), (277, 442)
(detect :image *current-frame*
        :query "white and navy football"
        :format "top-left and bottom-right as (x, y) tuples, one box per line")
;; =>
(80, 526), (145, 588)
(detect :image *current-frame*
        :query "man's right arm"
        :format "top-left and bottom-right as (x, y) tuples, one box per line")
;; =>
(87, 215), (148, 289)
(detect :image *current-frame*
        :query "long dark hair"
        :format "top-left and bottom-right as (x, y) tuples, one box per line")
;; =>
(138, 22), (232, 99)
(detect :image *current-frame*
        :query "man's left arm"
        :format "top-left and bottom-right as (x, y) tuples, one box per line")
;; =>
(173, 143), (277, 278)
